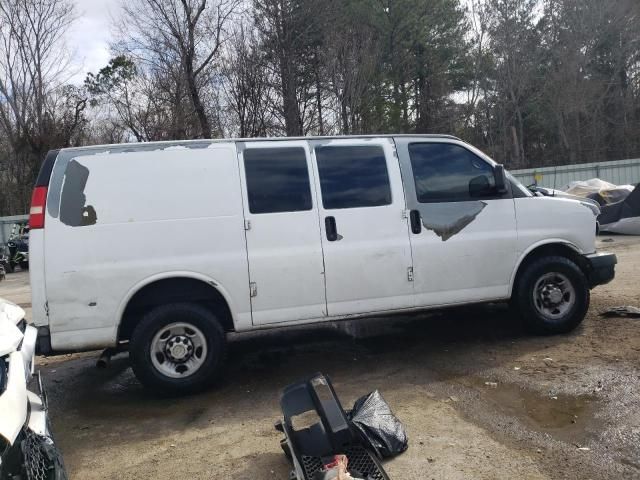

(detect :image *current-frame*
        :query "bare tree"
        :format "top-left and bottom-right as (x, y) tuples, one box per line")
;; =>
(0, 0), (85, 213)
(485, 0), (541, 168)
(221, 26), (276, 137)
(117, 0), (240, 139)
(253, 0), (326, 136)
(323, 15), (379, 135)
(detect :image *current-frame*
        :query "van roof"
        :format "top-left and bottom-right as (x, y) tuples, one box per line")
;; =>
(58, 134), (461, 153)
(35, 134), (463, 188)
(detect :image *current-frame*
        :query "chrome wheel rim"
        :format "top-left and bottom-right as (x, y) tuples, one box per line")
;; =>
(150, 322), (207, 379)
(533, 272), (576, 320)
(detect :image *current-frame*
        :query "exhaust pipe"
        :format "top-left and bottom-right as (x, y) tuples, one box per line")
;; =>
(96, 348), (117, 369)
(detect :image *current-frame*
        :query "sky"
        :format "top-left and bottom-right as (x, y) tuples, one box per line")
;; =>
(66, 0), (116, 84)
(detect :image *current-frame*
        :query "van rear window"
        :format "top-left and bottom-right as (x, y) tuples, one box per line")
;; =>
(244, 148), (313, 214)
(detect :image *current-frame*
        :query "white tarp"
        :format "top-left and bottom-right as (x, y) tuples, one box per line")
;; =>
(563, 178), (634, 203)
(600, 217), (640, 235)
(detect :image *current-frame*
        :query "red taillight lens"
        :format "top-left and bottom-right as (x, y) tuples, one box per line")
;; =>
(29, 186), (48, 229)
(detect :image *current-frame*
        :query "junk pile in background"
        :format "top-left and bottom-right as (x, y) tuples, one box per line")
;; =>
(530, 178), (640, 235)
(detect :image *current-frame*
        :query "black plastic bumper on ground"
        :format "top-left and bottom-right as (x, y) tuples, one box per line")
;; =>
(584, 252), (617, 288)
(278, 373), (390, 480)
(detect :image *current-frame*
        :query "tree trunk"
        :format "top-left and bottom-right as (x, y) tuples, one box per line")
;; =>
(400, 82), (409, 131)
(185, 53), (211, 138)
(280, 51), (302, 136)
(516, 106), (526, 167)
(315, 61), (324, 135)
(511, 125), (520, 168)
(341, 98), (349, 134)
(415, 75), (429, 133)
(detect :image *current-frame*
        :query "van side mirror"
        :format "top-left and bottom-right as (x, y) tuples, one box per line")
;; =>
(494, 164), (508, 194)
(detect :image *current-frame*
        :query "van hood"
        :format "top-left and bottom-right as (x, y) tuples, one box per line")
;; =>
(531, 187), (601, 216)
(541, 193), (601, 217)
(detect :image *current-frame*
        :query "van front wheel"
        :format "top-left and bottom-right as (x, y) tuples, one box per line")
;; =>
(129, 303), (226, 394)
(514, 256), (590, 334)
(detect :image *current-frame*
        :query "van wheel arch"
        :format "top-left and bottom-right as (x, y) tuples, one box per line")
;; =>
(119, 277), (234, 342)
(511, 243), (589, 296)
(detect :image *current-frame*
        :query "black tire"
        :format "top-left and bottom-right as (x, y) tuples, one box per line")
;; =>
(514, 255), (590, 334)
(129, 303), (226, 394)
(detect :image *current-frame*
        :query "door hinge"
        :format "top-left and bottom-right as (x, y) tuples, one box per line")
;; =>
(407, 267), (414, 282)
(244, 220), (251, 231)
(402, 209), (409, 219)
(250, 282), (258, 297)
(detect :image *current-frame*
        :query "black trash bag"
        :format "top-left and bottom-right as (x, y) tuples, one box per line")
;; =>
(348, 390), (408, 459)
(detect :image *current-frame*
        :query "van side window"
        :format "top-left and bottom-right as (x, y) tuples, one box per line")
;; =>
(315, 145), (392, 209)
(244, 147), (313, 214)
(408, 143), (496, 203)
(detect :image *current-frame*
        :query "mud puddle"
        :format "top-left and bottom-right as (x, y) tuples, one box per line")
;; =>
(465, 378), (602, 445)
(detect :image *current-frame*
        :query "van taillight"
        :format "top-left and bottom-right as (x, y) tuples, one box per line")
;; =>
(29, 186), (47, 229)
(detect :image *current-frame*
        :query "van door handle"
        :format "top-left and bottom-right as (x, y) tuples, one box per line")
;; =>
(325, 216), (338, 241)
(410, 210), (422, 234)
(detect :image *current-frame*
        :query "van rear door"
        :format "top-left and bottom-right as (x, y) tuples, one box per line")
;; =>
(309, 138), (415, 316)
(237, 141), (327, 325)
(43, 145), (250, 349)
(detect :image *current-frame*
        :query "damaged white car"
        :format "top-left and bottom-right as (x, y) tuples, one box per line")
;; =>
(0, 298), (66, 480)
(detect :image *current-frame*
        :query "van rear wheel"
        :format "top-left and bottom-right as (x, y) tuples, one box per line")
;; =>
(514, 255), (590, 334)
(129, 303), (226, 394)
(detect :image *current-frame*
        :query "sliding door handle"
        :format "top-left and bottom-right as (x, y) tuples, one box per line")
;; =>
(325, 216), (338, 241)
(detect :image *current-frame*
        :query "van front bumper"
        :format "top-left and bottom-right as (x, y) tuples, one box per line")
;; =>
(584, 252), (617, 288)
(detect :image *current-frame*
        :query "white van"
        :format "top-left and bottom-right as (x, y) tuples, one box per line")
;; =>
(29, 135), (616, 392)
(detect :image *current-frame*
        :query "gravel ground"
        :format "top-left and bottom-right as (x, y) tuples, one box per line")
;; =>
(2, 236), (640, 480)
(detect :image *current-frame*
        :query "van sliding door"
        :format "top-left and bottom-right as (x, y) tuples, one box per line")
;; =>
(309, 138), (415, 316)
(238, 141), (327, 325)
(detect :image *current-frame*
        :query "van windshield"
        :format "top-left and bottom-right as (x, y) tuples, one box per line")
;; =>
(507, 171), (533, 197)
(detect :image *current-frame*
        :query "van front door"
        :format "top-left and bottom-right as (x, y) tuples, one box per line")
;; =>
(238, 141), (327, 325)
(394, 138), (518, 306)
(309, 138), (415, 316)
